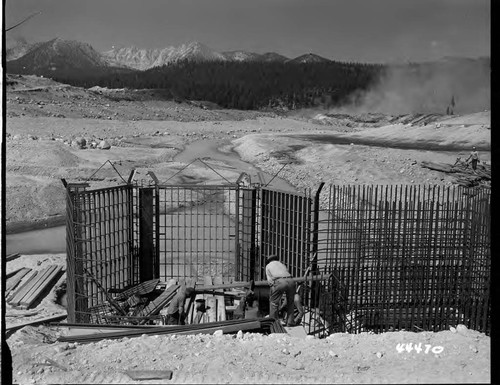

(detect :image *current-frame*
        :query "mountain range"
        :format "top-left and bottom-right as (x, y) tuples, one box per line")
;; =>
(6, 38), (331, 74)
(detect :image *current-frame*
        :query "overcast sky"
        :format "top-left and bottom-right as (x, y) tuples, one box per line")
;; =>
(5, 0), (490, 63)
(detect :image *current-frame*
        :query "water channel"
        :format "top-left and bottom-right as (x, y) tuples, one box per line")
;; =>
(9, 133), (488, 256)
(6, 139), (297, 255)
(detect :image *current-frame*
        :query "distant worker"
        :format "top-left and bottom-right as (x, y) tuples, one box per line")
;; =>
(265, 255), (296, 326)
(466, 147), (480, 171)
(165, 286), (195, 325)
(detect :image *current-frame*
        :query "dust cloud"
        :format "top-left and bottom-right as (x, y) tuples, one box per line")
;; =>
(339, 57), (490, 115)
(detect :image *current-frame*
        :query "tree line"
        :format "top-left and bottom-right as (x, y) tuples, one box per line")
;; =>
(50, 60), (384, 110)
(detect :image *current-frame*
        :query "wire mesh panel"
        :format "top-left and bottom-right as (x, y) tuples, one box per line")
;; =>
(319, 185), (491, 335)
(66, 184), (136, 323)
(259, 188), (313, 280)
(156, 184), (240, 281)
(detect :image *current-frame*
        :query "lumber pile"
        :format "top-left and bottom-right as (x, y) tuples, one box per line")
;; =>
(184, 276), (254, 325)
(421, 161), (491, 188)
(6, 268), (32, 294)
(6, 265), (64, 309)
(90, 275), (255, 326)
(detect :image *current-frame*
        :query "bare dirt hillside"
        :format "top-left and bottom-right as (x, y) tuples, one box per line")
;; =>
(5, 74), (491, 232)
(4, 75), (491, 384)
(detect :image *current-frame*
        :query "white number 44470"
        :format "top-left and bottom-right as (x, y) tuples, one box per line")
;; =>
(396, 343), (444, 354)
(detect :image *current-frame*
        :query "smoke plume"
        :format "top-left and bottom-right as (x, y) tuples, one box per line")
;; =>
(339, 57), (490, 115)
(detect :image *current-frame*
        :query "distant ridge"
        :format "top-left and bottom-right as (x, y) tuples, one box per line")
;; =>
(6, 38), (339, 72)
(221, 50), (263, 62)
(5, 37), (41, 61)
(102, 41), (227, 70)
(259, 52), (289, 62)
(5, 37), (490, 78)
(288, 53), (331, 64)
(7, 38), (112, 74)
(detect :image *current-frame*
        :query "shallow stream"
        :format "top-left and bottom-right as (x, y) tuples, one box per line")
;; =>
(6, 138), (297, 255)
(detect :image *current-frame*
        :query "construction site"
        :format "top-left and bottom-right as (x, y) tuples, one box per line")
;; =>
(4, 74), (491, 384)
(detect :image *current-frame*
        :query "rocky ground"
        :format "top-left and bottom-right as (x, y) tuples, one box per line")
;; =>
(3, 74), (491, 383)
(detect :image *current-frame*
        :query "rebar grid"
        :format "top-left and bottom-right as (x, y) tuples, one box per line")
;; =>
(258, 188), (313, 280)
(317, 184), (490, 334)
(66, 182), (490, 335)
(156, 184), (240, 281)
(66, 185), (135, 323)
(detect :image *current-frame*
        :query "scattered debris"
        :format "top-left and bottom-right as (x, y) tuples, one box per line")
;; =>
(421, 161), (490, 187)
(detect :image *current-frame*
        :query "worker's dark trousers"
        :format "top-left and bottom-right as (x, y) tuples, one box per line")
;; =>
(270, 278), (296, 325)
(166, 312), (184, 325)
(472, 159), (478, 170)
(294, 294), (305, 324)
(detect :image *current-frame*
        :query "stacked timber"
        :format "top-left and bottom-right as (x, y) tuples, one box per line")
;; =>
(184, 276), (253, 325)
(6, 265), (64, 309)
(6, 268), (32, 295)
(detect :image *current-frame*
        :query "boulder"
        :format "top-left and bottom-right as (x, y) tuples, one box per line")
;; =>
(98, 140), (111, 150)
(72, 137), (86, 149)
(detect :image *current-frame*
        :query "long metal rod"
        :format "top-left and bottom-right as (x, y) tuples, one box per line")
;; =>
(161, 274), (332, 292)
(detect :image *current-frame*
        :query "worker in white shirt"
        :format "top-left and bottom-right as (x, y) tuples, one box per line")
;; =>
(265, 254), (296, 326)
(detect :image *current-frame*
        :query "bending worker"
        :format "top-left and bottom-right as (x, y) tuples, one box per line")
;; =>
(466, 146), (480, 171)
(265, 254), (296, 326)
(166, 286), (195, 325)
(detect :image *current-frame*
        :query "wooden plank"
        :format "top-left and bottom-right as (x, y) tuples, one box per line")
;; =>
(182, 278), (197, 324)
(192, 294), (206, 324)
(18, 266), (60, 308)
(17, 266), (58, 307)
(7, 270), (39, 304)
(186, 293), (197, 325)
(137, 285), (179, 321)
(10, 267), (54, 305)
(125, 370), (173, 381)
(6, 268), (32, 293)
(20, 266), (64, 309)
(7, 268), (23, 279)
(202, 276), (214, 324)
(206, 297), (217, 323)
(215, 297), (227, 322)
(421, 161), (454, 173)
(6, 314), (67, 332)
(213, 276), (226, 321)
(6, 253), (21, 262)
